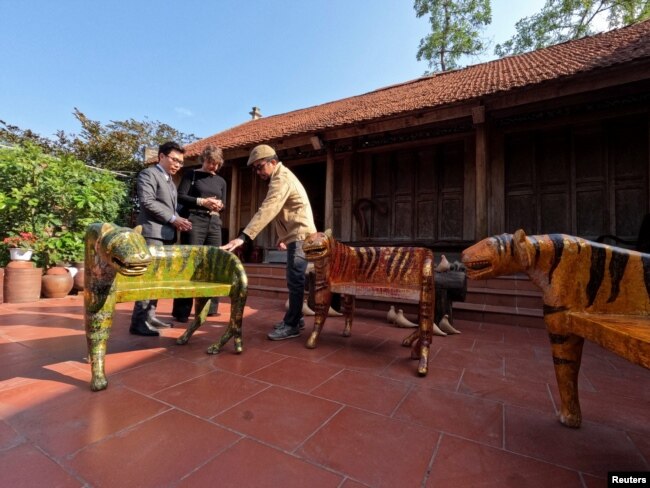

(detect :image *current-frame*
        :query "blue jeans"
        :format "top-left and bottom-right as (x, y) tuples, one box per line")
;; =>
(283, 240), (307, 329)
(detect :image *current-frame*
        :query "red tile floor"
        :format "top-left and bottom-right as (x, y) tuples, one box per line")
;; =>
(0, 295), (648, 487)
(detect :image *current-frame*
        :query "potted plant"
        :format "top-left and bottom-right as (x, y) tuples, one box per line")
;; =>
(2, 232), (38, 261)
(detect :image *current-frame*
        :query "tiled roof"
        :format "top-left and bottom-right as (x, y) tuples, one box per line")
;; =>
(186, 20), (650, 157)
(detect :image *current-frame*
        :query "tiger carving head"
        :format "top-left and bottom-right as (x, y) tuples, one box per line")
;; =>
(461, 229), (534, 280)
(95, 223), (152, 276)
(303, 229), (335, 263)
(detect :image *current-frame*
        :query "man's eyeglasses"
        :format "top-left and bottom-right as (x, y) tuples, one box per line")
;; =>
(252, 160), (269, 172)
(167, 155), (184, 166)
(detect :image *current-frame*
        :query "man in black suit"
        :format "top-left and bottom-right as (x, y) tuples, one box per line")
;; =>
(130, 141), (192, 336)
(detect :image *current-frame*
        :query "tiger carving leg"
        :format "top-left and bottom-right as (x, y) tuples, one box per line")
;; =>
(546, 312), (585, 428)
(342, 294), (355, 337)
(306, 288), (332, 349)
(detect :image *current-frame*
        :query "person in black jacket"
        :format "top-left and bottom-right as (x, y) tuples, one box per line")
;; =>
(171, 145), (227, 322)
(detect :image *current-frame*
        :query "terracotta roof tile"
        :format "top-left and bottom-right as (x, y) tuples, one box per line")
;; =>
(186, 20), (650, 157)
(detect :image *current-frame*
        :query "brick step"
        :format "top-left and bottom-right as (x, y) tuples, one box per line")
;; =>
(242, 264), (546, 328)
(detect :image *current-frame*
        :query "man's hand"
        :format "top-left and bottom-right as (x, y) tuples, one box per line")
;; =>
(173, 217), (192, 232)
(221, 238), (244, 252)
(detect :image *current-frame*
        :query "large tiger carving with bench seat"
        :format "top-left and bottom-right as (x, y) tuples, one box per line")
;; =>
(462, 229), (650, 427)
(302, 230), (435, 376)
(85, 223), (247, 391)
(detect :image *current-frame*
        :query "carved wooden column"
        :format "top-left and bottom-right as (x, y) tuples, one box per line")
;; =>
(228, 165), (239, 241)
(473, 106), (488, 240)
(325, 145), (334, 231)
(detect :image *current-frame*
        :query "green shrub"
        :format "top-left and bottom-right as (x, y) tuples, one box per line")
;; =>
(0, 143), (127, 267)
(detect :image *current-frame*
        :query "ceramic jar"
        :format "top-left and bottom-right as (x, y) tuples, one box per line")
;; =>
(41, 266), (74, 298)
(4, 262), (42, 303)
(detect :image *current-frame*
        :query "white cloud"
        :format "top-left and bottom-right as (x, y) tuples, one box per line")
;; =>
(174, 107), (194, 117)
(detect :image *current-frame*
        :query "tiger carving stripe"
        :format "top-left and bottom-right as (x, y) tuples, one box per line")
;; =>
(462, 229), (650, 428)
(303, 230), (436, 376)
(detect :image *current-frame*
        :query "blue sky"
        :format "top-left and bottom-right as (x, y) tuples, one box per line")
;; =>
(1, 0), (548, 140)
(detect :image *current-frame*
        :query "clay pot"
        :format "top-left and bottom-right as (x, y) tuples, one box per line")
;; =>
(4, 264), (42, 303)
(73, 262), (85, 291)
(41, 266), (74, 298)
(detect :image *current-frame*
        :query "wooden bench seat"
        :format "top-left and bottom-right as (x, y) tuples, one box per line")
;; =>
(115, 280), (232, 302)
(568, 313), (650, 368)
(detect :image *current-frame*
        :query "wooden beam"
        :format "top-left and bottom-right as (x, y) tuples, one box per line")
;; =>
(488, 130), (505, 235)
(228, 166), (239, 241)
(340, 155), (353, 240)
(475, 122), (488, 239)
(324, 145), (334, 231)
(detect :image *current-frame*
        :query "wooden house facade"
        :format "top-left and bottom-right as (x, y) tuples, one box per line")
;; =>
(183, 21), (650, 256)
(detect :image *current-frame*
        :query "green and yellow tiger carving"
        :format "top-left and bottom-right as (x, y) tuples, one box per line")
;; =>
(462, 229), (650, 427)
(85, 223), (248, 391)
(303, 230), (435, 376)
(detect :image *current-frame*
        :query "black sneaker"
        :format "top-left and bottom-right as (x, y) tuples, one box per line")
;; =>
(268, 324), (300, 341)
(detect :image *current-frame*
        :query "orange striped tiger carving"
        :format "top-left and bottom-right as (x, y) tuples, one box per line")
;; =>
(303, 230), (435, 376)
(462, 229), (650, 427)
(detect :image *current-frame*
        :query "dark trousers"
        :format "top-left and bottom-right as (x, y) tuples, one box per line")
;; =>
(283, 240), (308, 328)
(131, 237), (175, 327)
(172, 212), (222, 319)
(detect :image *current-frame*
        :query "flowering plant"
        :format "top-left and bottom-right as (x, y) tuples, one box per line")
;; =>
(2, 232), (38, 249)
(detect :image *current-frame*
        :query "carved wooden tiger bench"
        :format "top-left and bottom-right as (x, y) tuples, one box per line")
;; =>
(303, 230), (436, 376)
(84, 223), (248, 391)
(462, 229), (650, 428)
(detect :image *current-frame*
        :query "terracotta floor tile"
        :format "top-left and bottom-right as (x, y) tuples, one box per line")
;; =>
(505, 405), (647, 476)
(316, 345), (395, 374)
(249, 356), (342, 392)
(0, 444), (81, 487)
(178, 438), (343, 487)
(582, 474), (608, 488)
(394, 386), (503, 447)
(114, 356), (214, 394)
(154, 369), (269, 418)
(459, 370), (555, 414)
(311, 369), (411, 415)
(381, 357), (463, 392)
(7, 385), (170, 458)
(472, 340), (540, 360)
(65, 409), (240, 487)
(269, 333), (345, 361)
(213, 385), (341, 451)
(426, 435), (582, 487)
(434, 347), (505, 376)
(571, 388), (650, 436)
(0, 378), (78, 420)
(298, 406), (439, 487)
(341, 479), (370, 488)
(426, 435), (582, 488)
(627, 431), (650, 465)
(0, 419), (23, 450)
(504, 356), (557, 384)
(583, 367), (650, 403)
(208, 347), (286, 376)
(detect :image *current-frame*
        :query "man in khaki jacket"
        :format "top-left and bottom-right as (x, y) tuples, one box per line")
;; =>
(221, 144), (316, 340)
